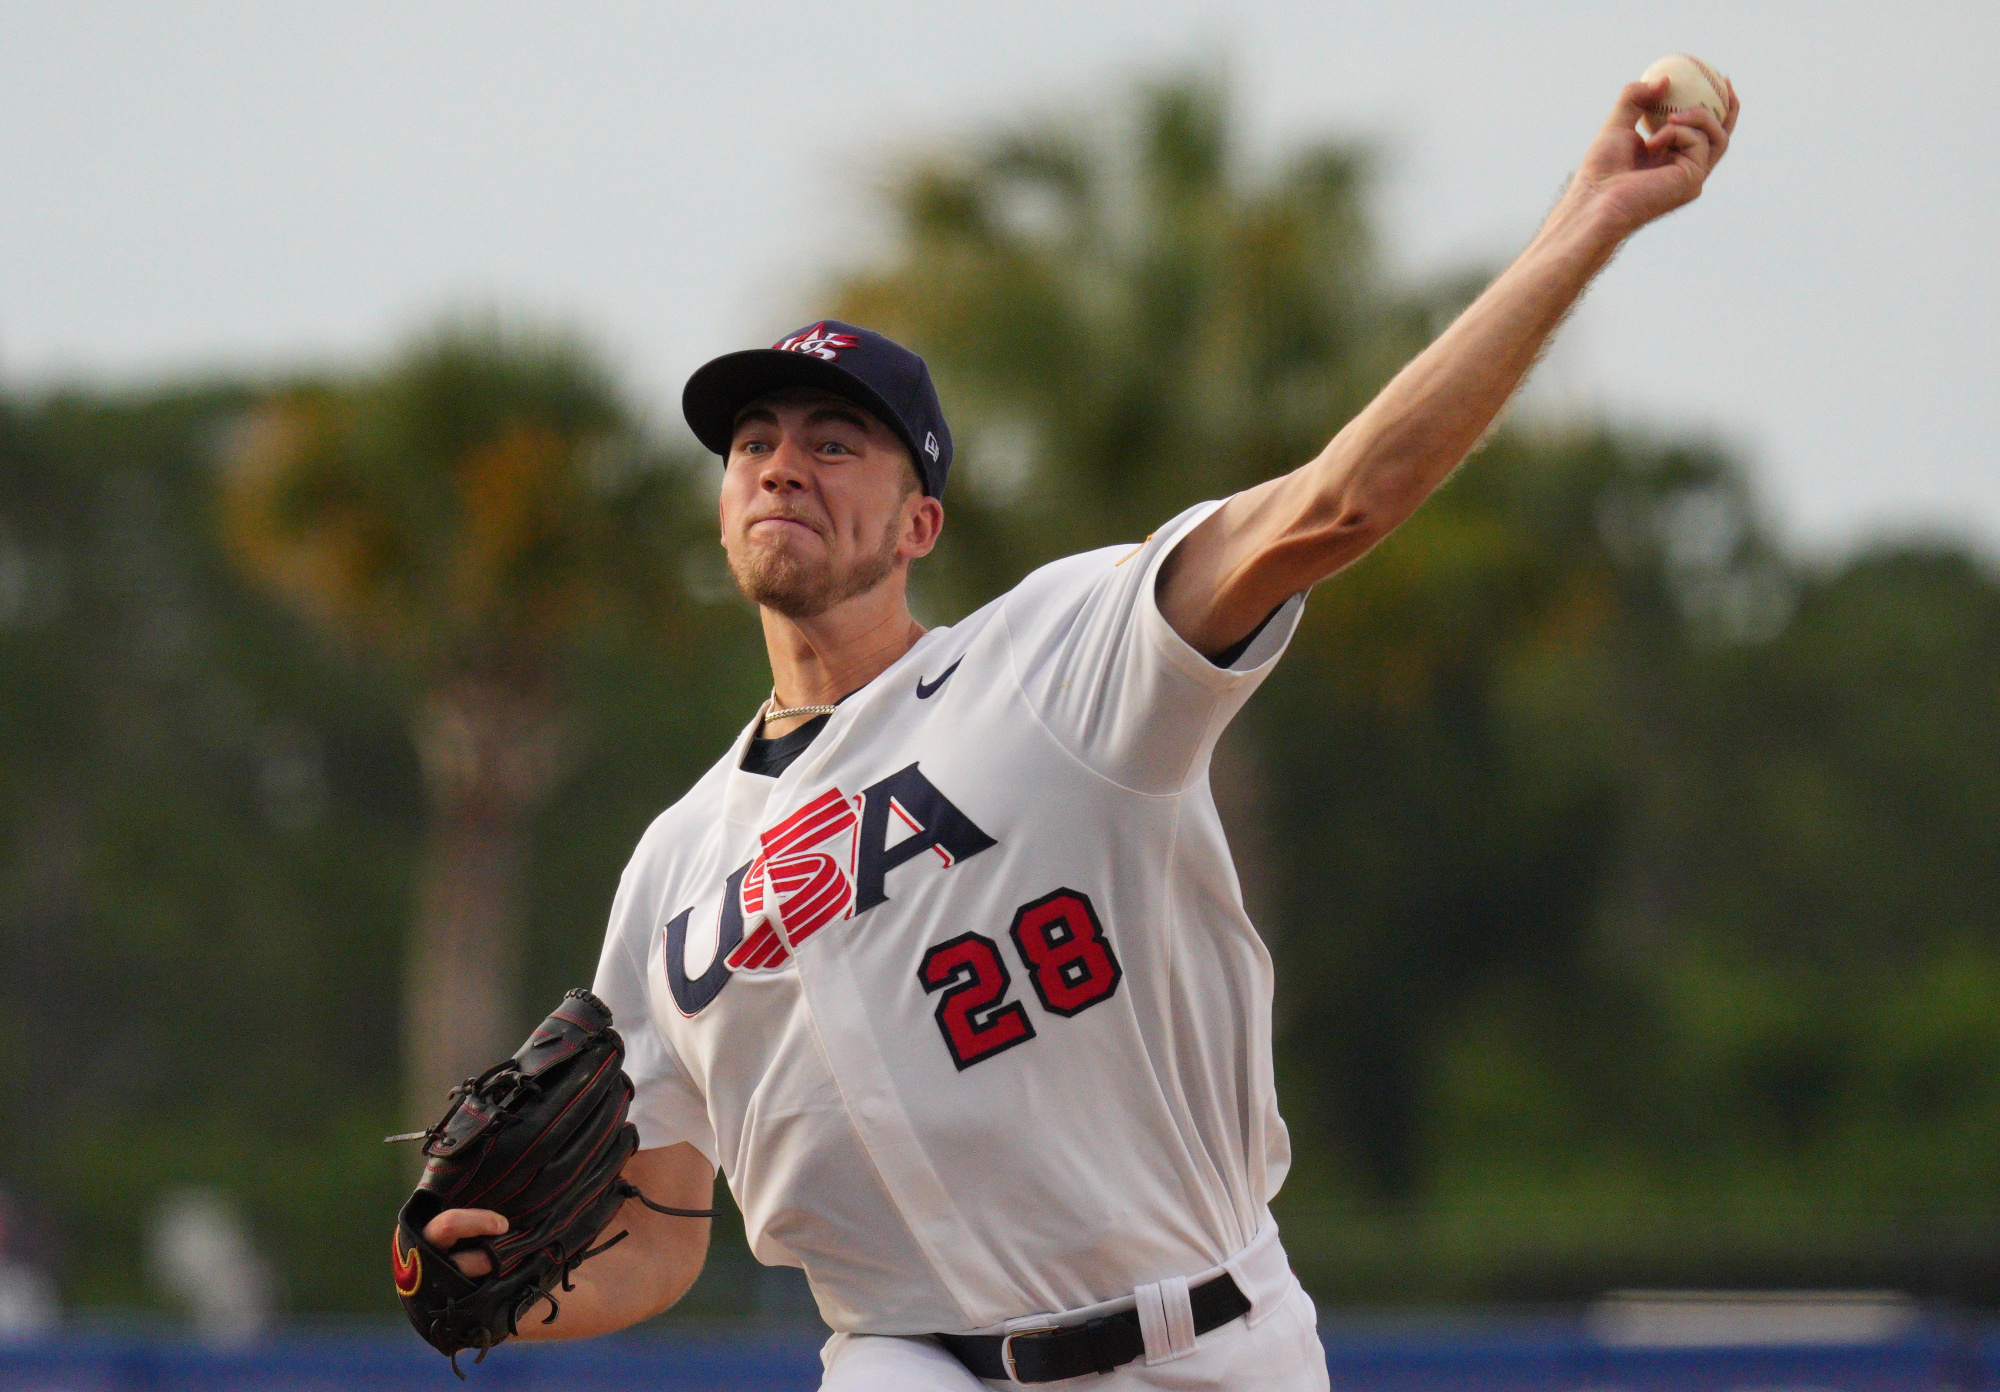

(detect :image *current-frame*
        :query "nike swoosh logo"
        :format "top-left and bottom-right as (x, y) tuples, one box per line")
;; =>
(915, 659), (962, 700)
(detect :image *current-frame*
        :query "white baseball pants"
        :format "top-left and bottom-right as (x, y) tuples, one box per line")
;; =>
(818, 1223), (1330, 1391)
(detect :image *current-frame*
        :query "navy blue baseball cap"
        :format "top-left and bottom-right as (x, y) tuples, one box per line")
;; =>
(682, 320), (954, 497)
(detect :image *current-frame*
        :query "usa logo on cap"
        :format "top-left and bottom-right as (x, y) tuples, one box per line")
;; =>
(773, 323), (859, 361)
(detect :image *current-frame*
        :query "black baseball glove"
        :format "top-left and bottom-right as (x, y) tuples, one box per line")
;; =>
(389, 988), (715, 1374)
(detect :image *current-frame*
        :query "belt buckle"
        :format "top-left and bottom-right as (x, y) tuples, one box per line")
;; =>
(999, 1321), (1059, 1383)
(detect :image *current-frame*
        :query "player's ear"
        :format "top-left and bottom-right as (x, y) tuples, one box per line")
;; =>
(903, 493), (944, 560)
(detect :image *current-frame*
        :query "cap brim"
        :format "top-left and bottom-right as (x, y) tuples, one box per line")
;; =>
(682, 349), (922, 487)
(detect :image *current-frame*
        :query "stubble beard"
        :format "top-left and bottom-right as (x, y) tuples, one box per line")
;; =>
(729, 515), (903, 620)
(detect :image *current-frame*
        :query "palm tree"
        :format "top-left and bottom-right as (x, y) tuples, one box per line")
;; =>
(219, 320), (692, 1118)
(836, 72), (1438, 620)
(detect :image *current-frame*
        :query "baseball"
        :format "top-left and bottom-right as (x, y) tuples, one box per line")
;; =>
(1638, 54), (1730, 135)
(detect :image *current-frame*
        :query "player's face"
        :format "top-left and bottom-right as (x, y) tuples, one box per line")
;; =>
(719, 391), (940, 620)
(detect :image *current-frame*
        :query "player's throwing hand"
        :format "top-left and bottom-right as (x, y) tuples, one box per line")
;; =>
(1570, 72), (1740, 234)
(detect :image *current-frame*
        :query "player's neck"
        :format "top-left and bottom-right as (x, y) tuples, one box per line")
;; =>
(759, 581), (923, 735)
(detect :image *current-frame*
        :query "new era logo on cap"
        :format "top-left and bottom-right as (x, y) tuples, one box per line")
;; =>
(683, 318), (956, 497)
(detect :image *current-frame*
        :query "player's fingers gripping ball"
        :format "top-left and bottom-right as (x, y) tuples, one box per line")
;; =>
(1637, 53), (1730, 136)
(387, 989), (717, 1375)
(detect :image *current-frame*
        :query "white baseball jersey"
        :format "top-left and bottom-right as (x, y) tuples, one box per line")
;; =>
(592, 499), (1306, 1336)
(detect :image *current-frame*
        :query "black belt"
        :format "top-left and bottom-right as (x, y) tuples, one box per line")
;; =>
(935, 1272), (1250, 1384)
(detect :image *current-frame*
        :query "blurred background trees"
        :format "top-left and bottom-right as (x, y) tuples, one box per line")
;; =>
(5, 70), (2000, 1317)
(217, 323), (693, 1114)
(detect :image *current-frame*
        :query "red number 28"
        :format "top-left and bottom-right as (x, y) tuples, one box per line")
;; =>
(918, 932), (1036, 1070)
(916, 889), (1122, 1071)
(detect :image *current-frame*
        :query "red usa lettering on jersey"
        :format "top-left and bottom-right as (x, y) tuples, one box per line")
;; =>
(664, 763), (996, 1016)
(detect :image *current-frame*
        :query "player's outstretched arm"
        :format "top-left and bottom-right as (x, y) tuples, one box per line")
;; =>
(1158, 73), (1739, 657)
(423, 1142), (716, 1341)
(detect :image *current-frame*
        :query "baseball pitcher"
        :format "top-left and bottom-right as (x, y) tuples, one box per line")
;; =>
(414, 74), (1736, 1388)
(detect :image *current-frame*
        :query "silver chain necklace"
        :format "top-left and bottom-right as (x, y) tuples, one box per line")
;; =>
(764, 692), (840, 723)
(763, 624), (927, 725)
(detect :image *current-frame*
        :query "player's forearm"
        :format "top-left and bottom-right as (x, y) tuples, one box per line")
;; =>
(1304, 191), (1625, 546)
(1161, 194), (1627, 650)
(513, 1198), (709, 1341)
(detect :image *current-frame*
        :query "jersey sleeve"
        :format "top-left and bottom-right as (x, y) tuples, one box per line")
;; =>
(1003, 498), (1305, 794)
(591, 851), (719, 1164)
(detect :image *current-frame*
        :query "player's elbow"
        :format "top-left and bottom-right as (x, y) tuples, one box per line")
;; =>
(1320, 496), (1388, 548)
(1295, 430), (1463, 569)
(1277, 486), (1392, 583)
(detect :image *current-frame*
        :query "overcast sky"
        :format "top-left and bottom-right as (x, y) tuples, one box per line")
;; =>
(1, 2), (1991, 557)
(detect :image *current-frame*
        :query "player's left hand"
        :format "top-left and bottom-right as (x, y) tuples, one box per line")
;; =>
(1569, 74), (1739, 235)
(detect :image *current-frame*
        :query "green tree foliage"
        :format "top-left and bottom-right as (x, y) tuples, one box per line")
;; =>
(217, 322), (702, 1114)
(0, 384), (421, 1306)
(0, 368), (766, 1313)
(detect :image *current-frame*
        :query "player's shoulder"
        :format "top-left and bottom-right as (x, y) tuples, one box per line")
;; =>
(997, 502), (1219, 624)
(1000, 539), (1148, 614)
